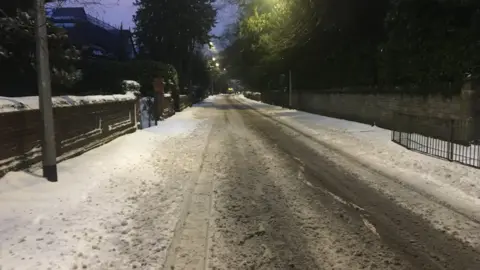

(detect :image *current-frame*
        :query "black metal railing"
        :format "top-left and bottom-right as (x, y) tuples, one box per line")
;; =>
(391, 114), (480, 168)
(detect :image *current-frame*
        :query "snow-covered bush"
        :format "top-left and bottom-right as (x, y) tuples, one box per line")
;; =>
(122, 80), (141, 95)
(244, 91), (261, 101)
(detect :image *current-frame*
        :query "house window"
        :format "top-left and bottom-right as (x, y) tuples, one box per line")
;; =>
(92, 50), (104, 56)
(51, 16), (77, 20)
(54, 23), (76, 28)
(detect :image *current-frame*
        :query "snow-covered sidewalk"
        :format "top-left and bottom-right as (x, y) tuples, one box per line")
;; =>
(0, 100), (213, 270)
(236, 94), (480, 243)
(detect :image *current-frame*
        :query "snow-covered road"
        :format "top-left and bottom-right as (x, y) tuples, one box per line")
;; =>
(1, 95), (480, 270)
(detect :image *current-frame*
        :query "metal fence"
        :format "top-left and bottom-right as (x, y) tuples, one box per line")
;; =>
(391, 116), (480, 168)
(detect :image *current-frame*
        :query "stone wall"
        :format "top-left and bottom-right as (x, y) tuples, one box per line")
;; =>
(162, 94), (175, 118)
(254, 85), (479, 143)
(179, 94), (192, 111)
(244, 91), (261, 102)
(142, 93), (195, 126)
(0, 94), (138, 177)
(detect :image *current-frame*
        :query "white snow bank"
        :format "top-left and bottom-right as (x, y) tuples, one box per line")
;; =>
(192, 95), (219, 107)
(0, 92), (136, 113)
(236, 95), (480, 221)
(203, 95), (220, 103)
(0, 105), (205, 270)
(143, 106), (203, 136)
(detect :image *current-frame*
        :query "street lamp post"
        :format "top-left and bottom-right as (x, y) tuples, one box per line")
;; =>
(36, 0), (58, 182)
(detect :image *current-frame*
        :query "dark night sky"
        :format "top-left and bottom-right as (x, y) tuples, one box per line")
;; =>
(67, 0), (238, 37)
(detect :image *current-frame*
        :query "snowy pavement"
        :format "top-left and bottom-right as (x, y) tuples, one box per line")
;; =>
(1, 94), (480, 270)
(0, 102), (212, 270)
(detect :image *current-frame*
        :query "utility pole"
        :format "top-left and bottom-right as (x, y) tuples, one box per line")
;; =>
(288, 69), (293, 108)
(36, 0), (58, 182)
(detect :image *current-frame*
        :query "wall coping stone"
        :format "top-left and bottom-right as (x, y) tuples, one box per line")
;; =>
(0, 92), (136, 113)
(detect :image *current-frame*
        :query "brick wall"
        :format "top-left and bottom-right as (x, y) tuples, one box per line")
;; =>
(0, 95), (138, 177)
(252, 85), (479, 143)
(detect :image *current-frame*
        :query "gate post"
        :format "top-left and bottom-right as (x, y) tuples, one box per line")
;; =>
(462, 77), (480, 142)
(448, 119), (455, 161)
(153, 76), (165, 124)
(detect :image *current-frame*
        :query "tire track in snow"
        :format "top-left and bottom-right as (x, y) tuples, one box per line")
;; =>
(162, 111), (220, 270)
(206, 96), (410, 269)
(295, 160), (380, 238)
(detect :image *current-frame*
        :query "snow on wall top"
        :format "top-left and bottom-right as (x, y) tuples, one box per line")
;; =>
(0, 92), (137, 113)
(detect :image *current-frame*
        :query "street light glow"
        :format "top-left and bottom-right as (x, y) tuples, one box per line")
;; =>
(212, 57), (216, 61)
(215, 63), (220, 67)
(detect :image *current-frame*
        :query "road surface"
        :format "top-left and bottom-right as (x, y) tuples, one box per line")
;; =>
(160, 95), (480, 270)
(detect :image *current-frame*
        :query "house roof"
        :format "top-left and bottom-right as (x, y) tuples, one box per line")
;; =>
(49, 7), (137, 59)
(51, 7), (87, 20)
